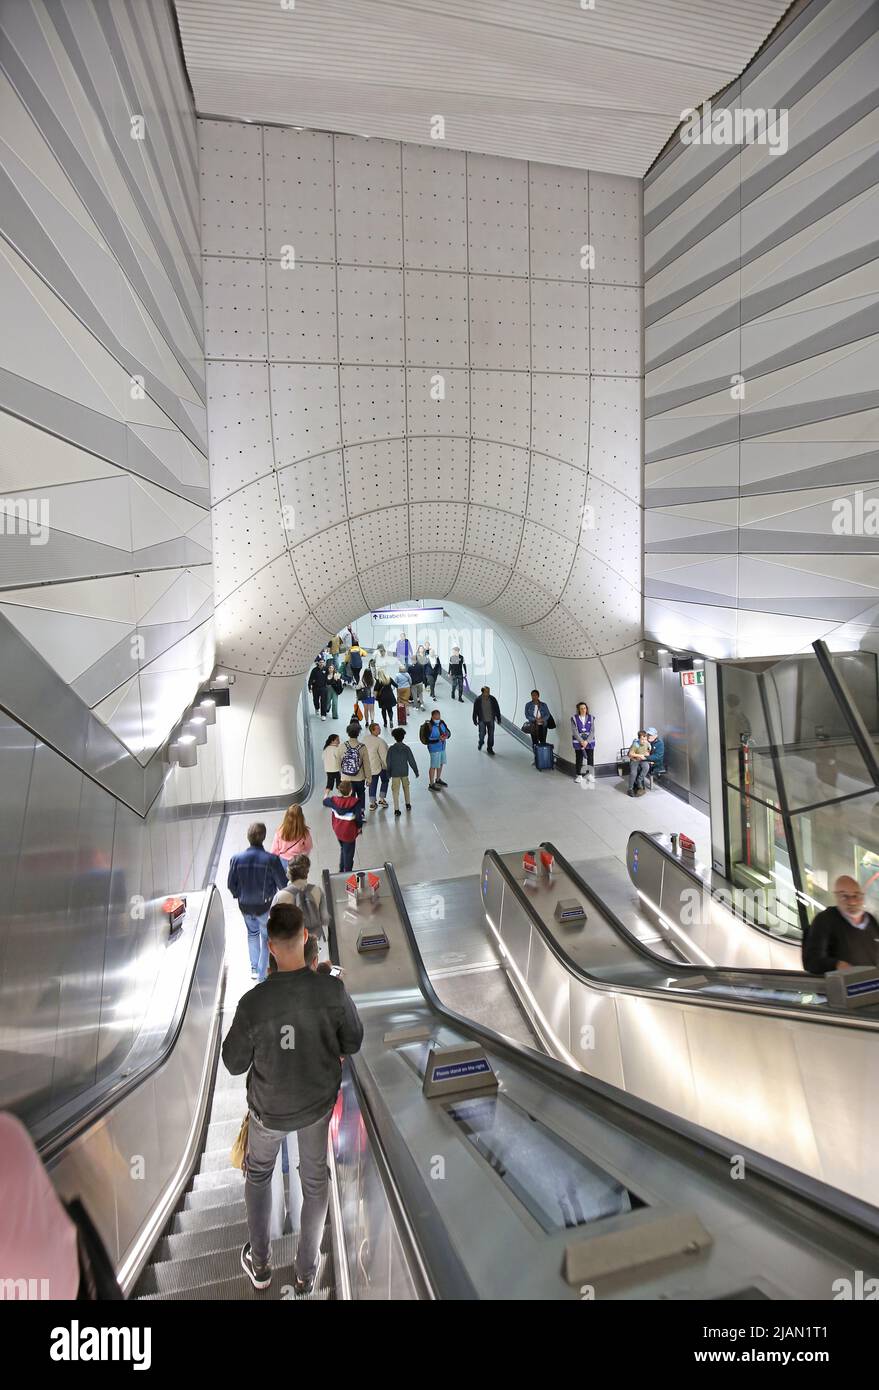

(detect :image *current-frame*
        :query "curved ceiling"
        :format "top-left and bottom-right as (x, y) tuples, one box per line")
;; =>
(175, 0), (794, 177)
(201, 122), (643, 673)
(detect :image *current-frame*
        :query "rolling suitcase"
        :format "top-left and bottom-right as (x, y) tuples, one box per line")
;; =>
(397, 701), (407, 726)
(534, 743), (554, 771)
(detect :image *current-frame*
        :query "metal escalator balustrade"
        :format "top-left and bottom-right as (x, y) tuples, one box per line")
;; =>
(625, 830), (804, 970)
(480, 844), (879, 1205)
(324, 860), (879, 1299)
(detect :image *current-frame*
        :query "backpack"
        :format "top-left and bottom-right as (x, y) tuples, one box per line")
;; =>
(349, 648), (363, 671)
(288, 884), (324, 940)
(341, 742), (362, 777)
(419, 721), (432, 745)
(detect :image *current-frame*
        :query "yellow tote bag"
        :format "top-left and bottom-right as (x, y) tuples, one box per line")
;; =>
(230, 1112), (249, 1170)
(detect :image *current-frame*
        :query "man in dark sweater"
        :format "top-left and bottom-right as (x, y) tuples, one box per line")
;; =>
(473, 685), (501, 754)
(222, 903), (363, 1294)
(802, 876), (879, 975)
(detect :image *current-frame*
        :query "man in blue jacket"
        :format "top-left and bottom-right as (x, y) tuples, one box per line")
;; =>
(646, 727), (665, 787)
(524, 690), (552, 750)
(227, 823), (287, 981)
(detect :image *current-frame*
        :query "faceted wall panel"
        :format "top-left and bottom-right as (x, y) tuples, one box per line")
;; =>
(644, 0), (879, 659)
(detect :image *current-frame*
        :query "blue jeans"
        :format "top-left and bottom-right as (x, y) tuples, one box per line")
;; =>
(369, 770), (390, 801)
(242, 910), (270, 979)
(338, 839), (356, 873)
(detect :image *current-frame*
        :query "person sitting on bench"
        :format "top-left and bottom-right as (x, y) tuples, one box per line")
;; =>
(645, 727), (665, 787)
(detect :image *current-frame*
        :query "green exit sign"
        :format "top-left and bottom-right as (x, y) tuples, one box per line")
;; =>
(681, 669), (705, 687)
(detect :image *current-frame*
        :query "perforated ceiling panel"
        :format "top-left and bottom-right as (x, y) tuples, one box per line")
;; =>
(203, 126), (642, 675)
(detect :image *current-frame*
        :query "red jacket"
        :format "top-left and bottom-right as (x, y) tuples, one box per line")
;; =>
(323, 792), (361, 843)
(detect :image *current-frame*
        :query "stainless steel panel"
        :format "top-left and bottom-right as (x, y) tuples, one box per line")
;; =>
(525, 928), (572, 1056)
(49, 776), (115, 1115)
(6, 744), (83, 1123)
(496, 878), (532, 964)
(684, 681), (708, 805)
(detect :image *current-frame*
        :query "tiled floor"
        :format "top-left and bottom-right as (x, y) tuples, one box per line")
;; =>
(216, 685), (710, 986)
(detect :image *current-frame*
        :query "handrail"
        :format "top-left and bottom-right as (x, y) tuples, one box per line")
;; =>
(323, 868), (477, 1302)
(627, 829), (803, 947)
(812, 639), (879, 786)
(35, 886), (218, 1163)
(383, 863), (879, 1240)
(496, 844), (879, 1031)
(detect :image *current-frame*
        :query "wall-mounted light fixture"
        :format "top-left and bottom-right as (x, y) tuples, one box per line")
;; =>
(170, 734), (197, 768)
(198, 697), (217, 726)
(184, 714), (208, 746)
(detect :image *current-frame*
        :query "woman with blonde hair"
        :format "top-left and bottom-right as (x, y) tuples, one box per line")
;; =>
(270, 804), (313, 866)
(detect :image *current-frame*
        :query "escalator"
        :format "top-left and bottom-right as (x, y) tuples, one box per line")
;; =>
(480, 843), (879, 1205)
(37, 857), (879, 1299)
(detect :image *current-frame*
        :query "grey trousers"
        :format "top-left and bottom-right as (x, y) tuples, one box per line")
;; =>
(245, 1107), (333, 1278)
(629, 759), (647, 791)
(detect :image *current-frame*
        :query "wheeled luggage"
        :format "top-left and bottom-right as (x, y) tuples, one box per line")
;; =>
(534, 743), (554, 771)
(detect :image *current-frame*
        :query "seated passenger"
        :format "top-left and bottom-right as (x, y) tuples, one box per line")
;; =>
(627, 731), (651, 796)
(802, 876), (879, 975)
(645, 727), (665, 786)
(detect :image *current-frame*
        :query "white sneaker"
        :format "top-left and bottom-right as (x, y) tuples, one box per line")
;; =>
(574, 775), (583, 784)
(321, 715), (326, 721)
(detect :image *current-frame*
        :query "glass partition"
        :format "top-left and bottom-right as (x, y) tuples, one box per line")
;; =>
(718, 647), (879, 941)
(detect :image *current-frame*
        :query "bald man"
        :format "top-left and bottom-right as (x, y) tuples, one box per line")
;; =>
(802, 876), (879, 975)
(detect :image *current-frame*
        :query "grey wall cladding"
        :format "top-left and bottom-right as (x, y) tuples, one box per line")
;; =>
(0, 0), (224, 1127)
(643, 0), (879, 660)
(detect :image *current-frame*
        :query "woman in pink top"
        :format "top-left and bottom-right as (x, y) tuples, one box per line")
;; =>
(271, 804), (313, 865)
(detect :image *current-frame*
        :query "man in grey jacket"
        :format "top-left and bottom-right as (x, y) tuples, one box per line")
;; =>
(222, 902), (364, 1294)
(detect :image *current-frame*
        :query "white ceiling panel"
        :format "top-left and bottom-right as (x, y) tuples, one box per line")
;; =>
(176, 0), (791, 177)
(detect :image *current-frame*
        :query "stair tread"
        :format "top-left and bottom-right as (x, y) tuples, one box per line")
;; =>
(172, 1200), (247, 1233)
(154, 1220), (251, 1262)
(184, 1179), (246, 1211)
(137, 1233), (300, 1296)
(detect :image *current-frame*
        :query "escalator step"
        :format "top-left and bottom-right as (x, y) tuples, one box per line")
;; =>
(172, 1199), (247, 1233)
(207, 1091), (250, 1122)
(139, 1268), (333, 1301)
(193, 1168), (247, 1192)
(199, 1147), (245, 1173)
(205, 1118), (241, 1149)
(184, 1179), (245, 1211)
(137, 1234), (299, 1296)
(153, 1220), (250, 1262)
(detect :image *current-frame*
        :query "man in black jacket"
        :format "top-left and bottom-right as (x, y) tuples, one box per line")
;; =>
(802, 876), (879, 975)
(222, 903), (364, 1294)
(307, 658), (328, 718)
(473, 686), (501, 754)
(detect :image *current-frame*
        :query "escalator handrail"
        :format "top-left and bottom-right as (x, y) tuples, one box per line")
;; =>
(323, 869), (479, 1302)
(626, 828), (804, 948)
(542, 834), (879, 1011)
(488, 845), (879, 1031)
(381, 862), (879, 1240)
(35, 884), (220, 1163)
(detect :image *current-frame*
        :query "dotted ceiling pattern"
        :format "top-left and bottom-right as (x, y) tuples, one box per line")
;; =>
(202, 122), (643, 673)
